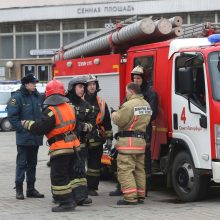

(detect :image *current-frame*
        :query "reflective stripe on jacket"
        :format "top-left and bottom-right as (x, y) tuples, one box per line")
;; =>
(46, 103), (80, 152)
(96, 96), (105, 125)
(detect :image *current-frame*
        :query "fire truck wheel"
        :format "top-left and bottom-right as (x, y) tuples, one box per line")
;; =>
(172, 151), (209, 202)
(1, 118), (13, 132)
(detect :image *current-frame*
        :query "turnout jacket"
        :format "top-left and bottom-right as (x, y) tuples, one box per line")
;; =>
(84, 93), (113, 147)
(7, 85), (44, 146)
(22, 102), (80, 156)
(66, 92), (95, 145)
(112, 94), (151, 154)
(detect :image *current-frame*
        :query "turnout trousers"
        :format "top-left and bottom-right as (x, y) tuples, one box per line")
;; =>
(117, 153), (145, 202)
(87, 145), (103, 190)
(50, 154), (75, 203)
(72, 147), (88, 203)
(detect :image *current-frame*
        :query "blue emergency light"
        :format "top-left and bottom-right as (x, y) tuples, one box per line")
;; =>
(208, 34), (220, 43)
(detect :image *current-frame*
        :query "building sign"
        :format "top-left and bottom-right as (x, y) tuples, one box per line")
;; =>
(30, 49), (58, 56)
(77, 5), (135, 15)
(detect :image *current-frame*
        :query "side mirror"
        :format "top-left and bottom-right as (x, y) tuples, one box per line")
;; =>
(178, 67), (193, 95)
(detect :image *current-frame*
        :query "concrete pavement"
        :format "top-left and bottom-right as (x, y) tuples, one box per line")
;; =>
(1, 131), (220, 220)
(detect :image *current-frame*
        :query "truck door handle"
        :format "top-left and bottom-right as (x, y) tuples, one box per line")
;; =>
(173, 114), (178, 130)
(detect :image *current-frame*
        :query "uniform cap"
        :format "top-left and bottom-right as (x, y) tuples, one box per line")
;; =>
(21, 73), (39, 85)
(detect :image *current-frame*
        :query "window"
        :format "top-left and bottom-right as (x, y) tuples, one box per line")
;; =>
(0, 36), (13, 59)
(16, 22), (36, 32)
(16, 35), (36, 58)
(0, 23), (13, 33)
(37, 65), (49, 82)
(63, 20), (84, 30)
(23, 65), (35, 76)
(87, 18), (110, 29)
(190, 12), (215, 24)
(175, 54), (206, 110)
(208, 52), (220, 101)
(134, 56), (154, 84)
(39, 34), (60, 49)
(63, 32), (84, 45)
(39, 21), (60, 32)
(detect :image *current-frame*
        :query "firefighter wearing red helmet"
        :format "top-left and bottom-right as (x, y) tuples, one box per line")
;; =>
(84, 75), (113, 196)
(21, 78), (80, 212)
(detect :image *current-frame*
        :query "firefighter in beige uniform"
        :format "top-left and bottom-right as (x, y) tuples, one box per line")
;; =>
(112, 82), (151, 205)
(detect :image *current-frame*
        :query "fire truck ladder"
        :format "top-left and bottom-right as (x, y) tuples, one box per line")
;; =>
(181, 23), (220, 38)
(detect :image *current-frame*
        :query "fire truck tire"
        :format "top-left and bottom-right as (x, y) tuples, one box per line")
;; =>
(1, 118), (13, 132)
(172, 151), (209, 202)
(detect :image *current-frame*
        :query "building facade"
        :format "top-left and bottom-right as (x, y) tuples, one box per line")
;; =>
(0, 0), (220, 81)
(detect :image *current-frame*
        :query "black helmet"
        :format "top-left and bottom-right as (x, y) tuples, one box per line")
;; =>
(68, 76), (87, 91)
(86, 74), (100, 92)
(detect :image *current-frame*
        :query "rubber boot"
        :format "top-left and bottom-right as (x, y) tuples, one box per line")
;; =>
(109, 182), (123, 196)
(15, 183), (24, 200)
(88, 189), (98, 196)
(52, 200), (76, 212)
(26, 182), (44, 198)
(77, 197), (92, 206)
(117, 199), (137, 205)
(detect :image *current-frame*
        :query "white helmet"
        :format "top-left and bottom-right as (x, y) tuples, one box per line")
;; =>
(86, 74), (100, 91)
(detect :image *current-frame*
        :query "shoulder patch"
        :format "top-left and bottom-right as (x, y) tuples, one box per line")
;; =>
(10, 98), (17, 105)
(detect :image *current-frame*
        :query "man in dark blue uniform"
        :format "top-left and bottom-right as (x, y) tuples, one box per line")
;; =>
(7, 74), (44, 200)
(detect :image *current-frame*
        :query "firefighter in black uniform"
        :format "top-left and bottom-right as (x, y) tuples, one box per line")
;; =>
(84, 75), (113, 196)
(66, 76), (95, 205)
(21, 79), (81, 212)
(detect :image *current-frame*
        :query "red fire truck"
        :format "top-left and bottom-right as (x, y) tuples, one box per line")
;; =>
(52, 16), (220, 202)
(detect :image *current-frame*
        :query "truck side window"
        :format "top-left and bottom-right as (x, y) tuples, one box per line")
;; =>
(134, 56), (154, 85)
(175, 54), (206, 111)
(192, 68), (206, 108)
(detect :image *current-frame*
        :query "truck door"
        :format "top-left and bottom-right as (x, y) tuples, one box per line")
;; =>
(127, 50), (167, 160)
(172, 52), (211, 170)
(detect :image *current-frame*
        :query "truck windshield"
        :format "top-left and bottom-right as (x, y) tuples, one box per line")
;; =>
(0, 92), (11, 105)
(208, 52), (220, 101)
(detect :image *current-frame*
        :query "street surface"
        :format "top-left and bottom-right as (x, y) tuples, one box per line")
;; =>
(0, 131), (220, 220)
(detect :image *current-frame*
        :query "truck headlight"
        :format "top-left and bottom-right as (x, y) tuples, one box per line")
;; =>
(215, 124), (220, 159)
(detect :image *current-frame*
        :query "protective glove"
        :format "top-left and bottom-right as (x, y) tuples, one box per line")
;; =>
(110, 147), (118, 160)
(74, 150), (86, 177)
(105, 139), (113, 151)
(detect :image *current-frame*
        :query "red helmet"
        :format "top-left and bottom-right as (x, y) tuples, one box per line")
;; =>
(45, 78), (65, 97)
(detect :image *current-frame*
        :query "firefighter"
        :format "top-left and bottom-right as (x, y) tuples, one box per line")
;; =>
(109, 65), (158, 196)
(112, 82), (151, 205)
(84, 75), (113, 196)
(21, 78), (80, 212)
(131, 65), (158, 186)
(66, 76), (95, 205)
